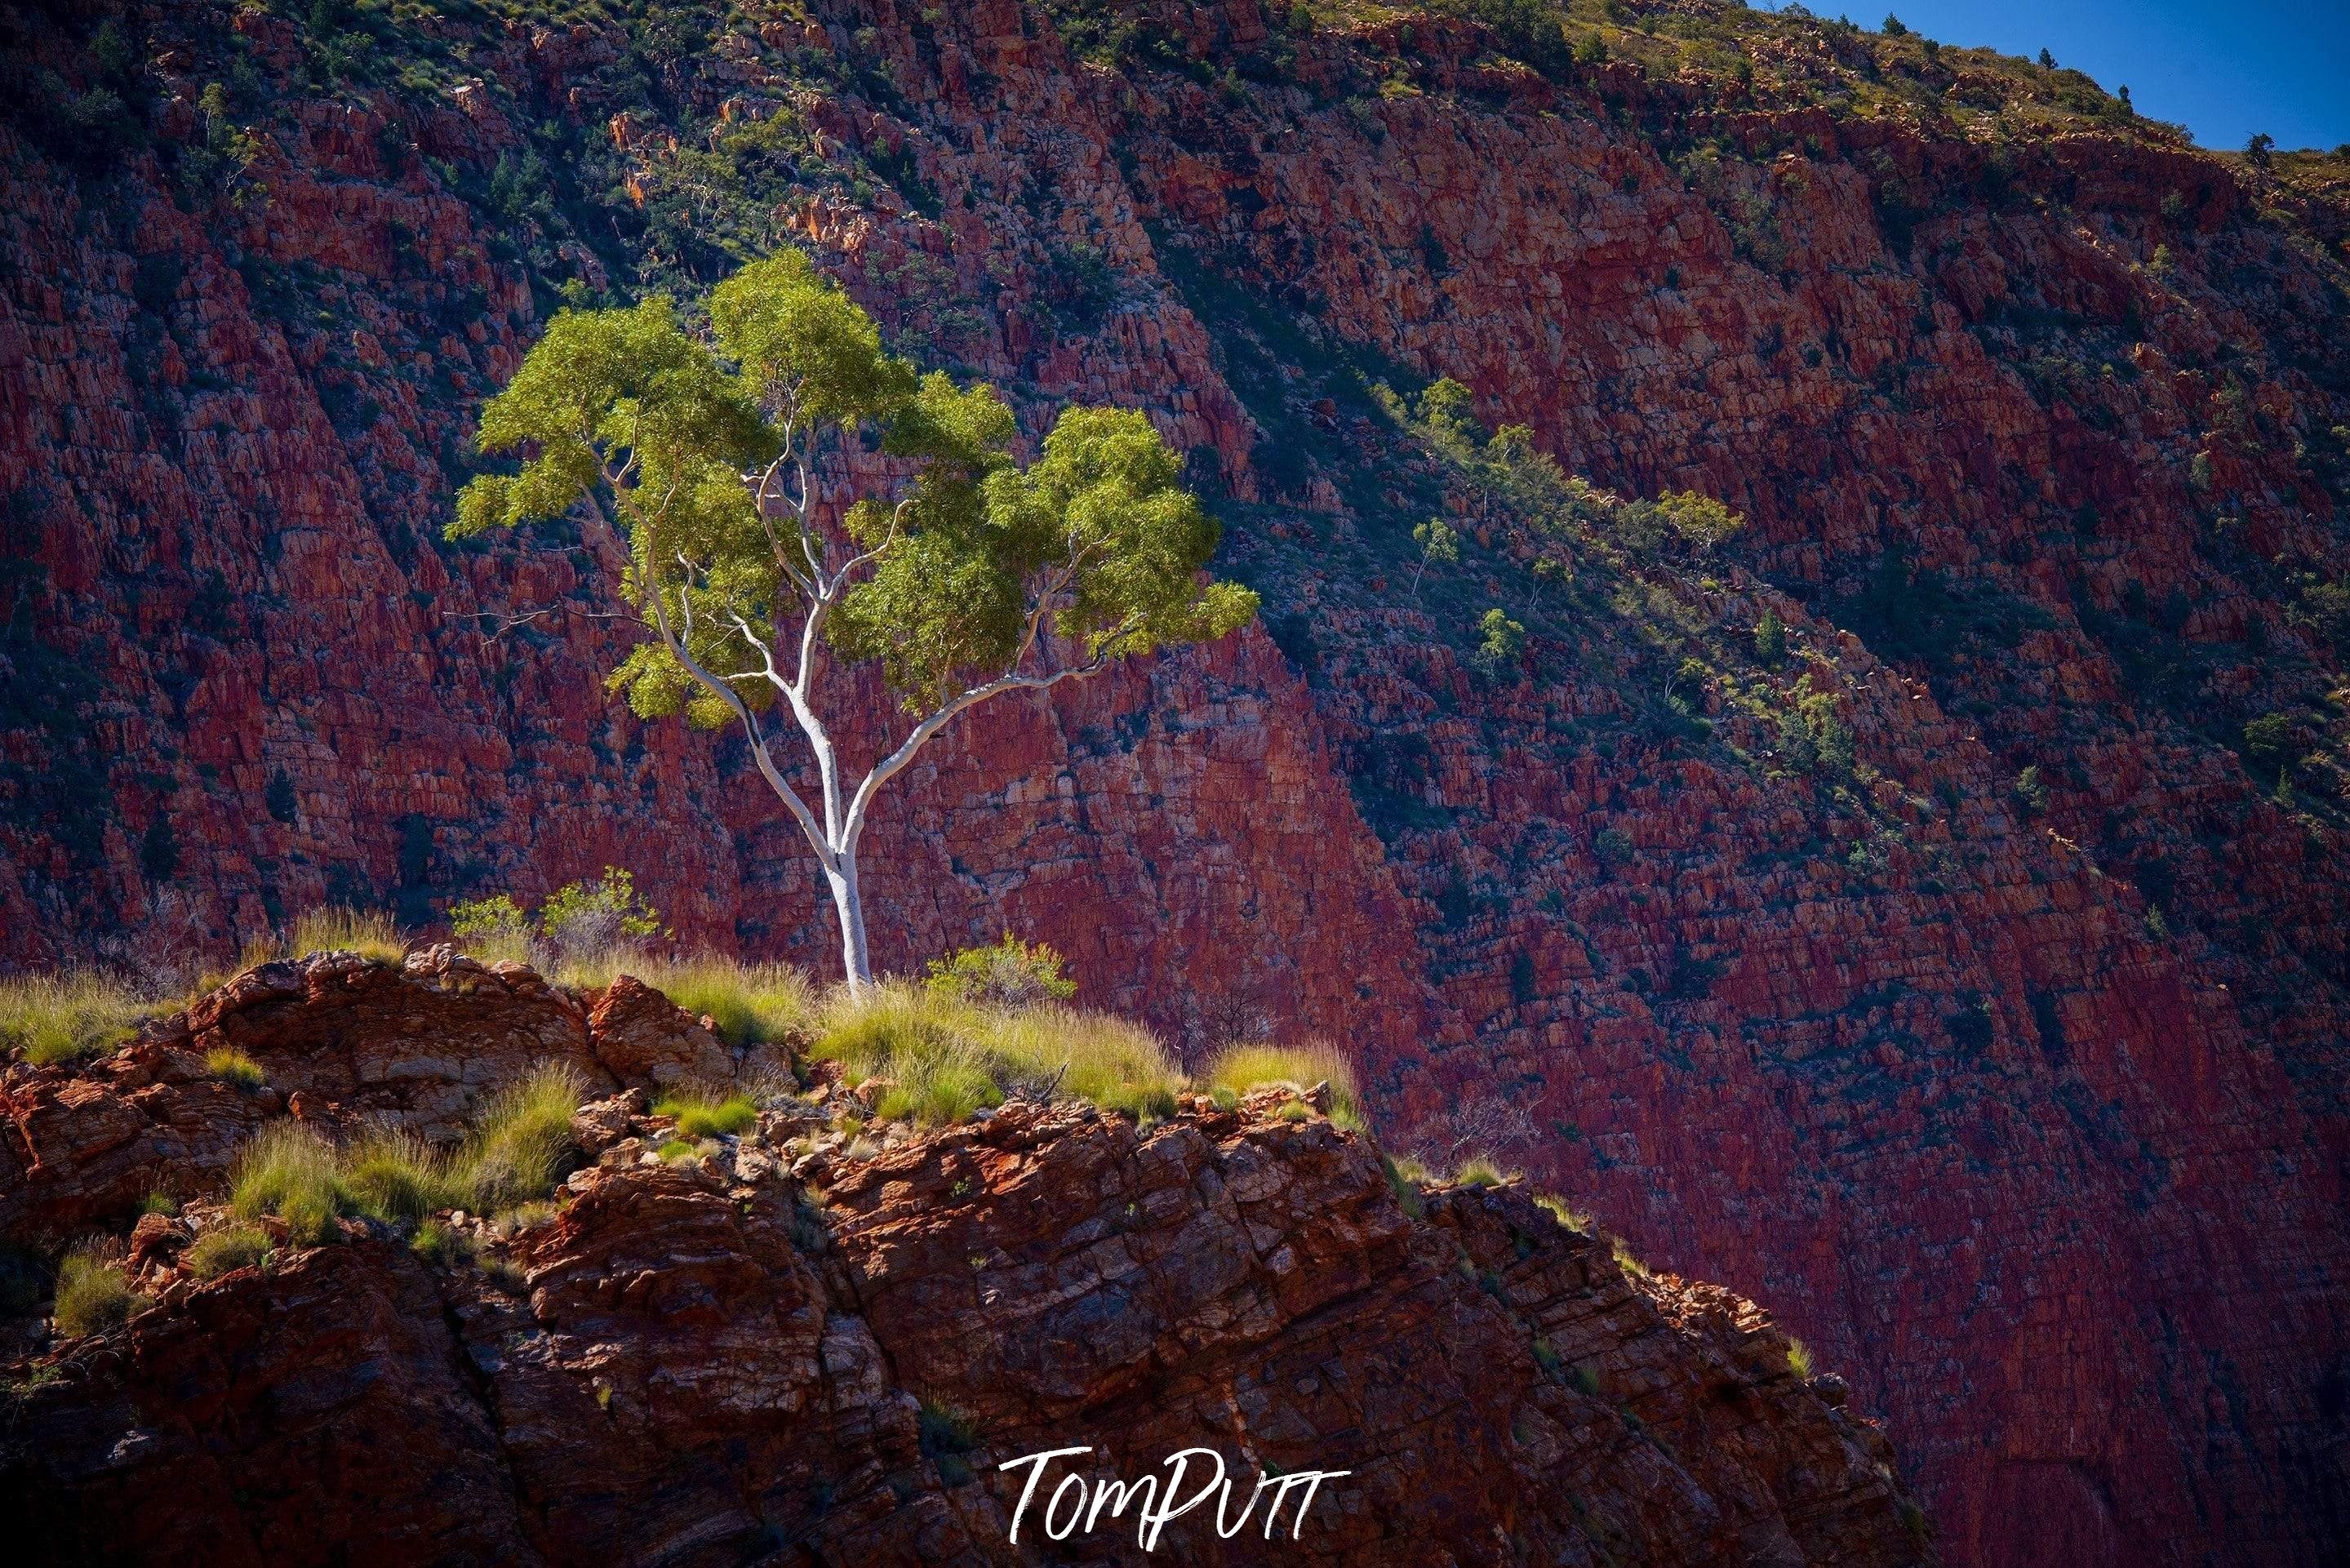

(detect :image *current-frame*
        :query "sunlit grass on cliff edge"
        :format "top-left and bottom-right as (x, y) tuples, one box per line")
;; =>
(1202, 1040), (1364, 1130)
(812, 979), (1186, 1126)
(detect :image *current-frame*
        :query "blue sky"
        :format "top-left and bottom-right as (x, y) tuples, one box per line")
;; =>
(1756, 0), (2350, 152)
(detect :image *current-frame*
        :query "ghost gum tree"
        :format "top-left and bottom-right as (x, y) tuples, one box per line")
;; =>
(451, 251), (1258, 986)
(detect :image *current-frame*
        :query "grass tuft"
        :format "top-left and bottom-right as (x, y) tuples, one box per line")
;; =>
(1454, 1156), (1513, 1188)
(343, 1128), (456, 1223)
(205, 1047), (265, 1088)
(184, 1225), (272, 1280)
(1787, 1337), (1815, 1378)
(0, 972), (150, 1066)
(140, 1190), (180, 1217)
(1201, 1040), (1362, 1129)
(53, 1250), (139, 1336)
(1534, 1194), (1593, 1233)
(458, 1063), (587, 1210)
(654, 1090), (758, 1139)
(410, 1219), (471, 1267)
(230, 1122), (346, 1246)
(288, 906), (407, 964)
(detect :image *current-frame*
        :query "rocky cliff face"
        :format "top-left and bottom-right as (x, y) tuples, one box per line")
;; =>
(0, 953), (1930, 1566)
(2, 2), (2347, 1562)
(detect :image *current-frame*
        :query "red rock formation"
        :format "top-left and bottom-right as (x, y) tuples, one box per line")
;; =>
(2, 3), (2346, 1561)
(0, 966), (1930, 1566)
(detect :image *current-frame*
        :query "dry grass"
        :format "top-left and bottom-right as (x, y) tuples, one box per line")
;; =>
(1534, 1194), (1593, 1234)
(1453, 1156), (1514, 1188)
(1201, 1040), (1362, 1129)
(0, 972), (152, 1067)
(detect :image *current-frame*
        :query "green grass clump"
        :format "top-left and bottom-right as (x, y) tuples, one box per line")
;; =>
(456, 1064), (586, 1210)
(637, 958), (814, 1046)
(343, 1129), (457, 1223)
(53, 1250), (139, 1336)
(815, 982), (1183, 1127)
(140, 1190), (180, 1217)
(206, 1047), (265, 1088)
(0, 972), (150, 1066)
(654, 1090), (757, 1139)
(1787, 1337), (1815, 1378)
(1453, 1157), (1513, 1189)
(410, 1219), (470, 1267)
(288, 906), (407, 965)
(184, 1225), (272, 1280)
(230, 1122), (347, 1246)
(1201, 1041), (1362, 1130)
(230, 1065), (585, 1242)
(655, 1138), (700, 1163)
(1534, 1194), (1593, 1233)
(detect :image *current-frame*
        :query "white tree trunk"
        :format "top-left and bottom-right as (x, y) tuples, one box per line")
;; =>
(823, 849), (872, 988)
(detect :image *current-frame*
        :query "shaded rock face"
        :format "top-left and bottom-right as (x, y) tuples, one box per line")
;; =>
(0, 1005), (1930, 1566)
(0, 3), (2345, 1562)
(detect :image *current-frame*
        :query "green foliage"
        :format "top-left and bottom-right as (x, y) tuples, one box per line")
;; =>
(455, 248), (1254, 721)
(924, 932), (1076, 1006)
(1473, 608), (1527, 669)
(184, 1225), (273, 1281)
(2014, 765), (2052, 815)
(0, 973), (149, 1067)
(1202, 1042), (1362, 1130)
(1754, 608), (1786, 664)
(452, 870), (664, 971)
(1410, 517), (1460, 594)
(52, 1250), (138, 1337)
(1787, 1337), (1816, 1377)
(410, 1219), (471, 1268)
(655, 1090), (758, 1139)
(140, 1191), (180, 1218)
(206, 1048), (265, 1089)
(2242, 712), (2299, 771)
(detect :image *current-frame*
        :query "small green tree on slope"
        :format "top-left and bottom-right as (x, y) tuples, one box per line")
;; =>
(451, 251), (1257, 986)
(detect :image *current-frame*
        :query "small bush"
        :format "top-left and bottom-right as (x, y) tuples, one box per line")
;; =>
(1202, 1041), (1362, 1130)
(184, 1225), (272, 1280)
(925, 932), (1076, 1006)
(289, 906), (407, 964)
(0, 972), (149, 1066)
(53, 1250), (139, 1336)
(231, 1122), (346, 1246)
(537, 868), (663, 969)
(206, 1047), (265, 1088)
(655, 1091), (757, 1139)
(1754, 609), (1786, 664)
